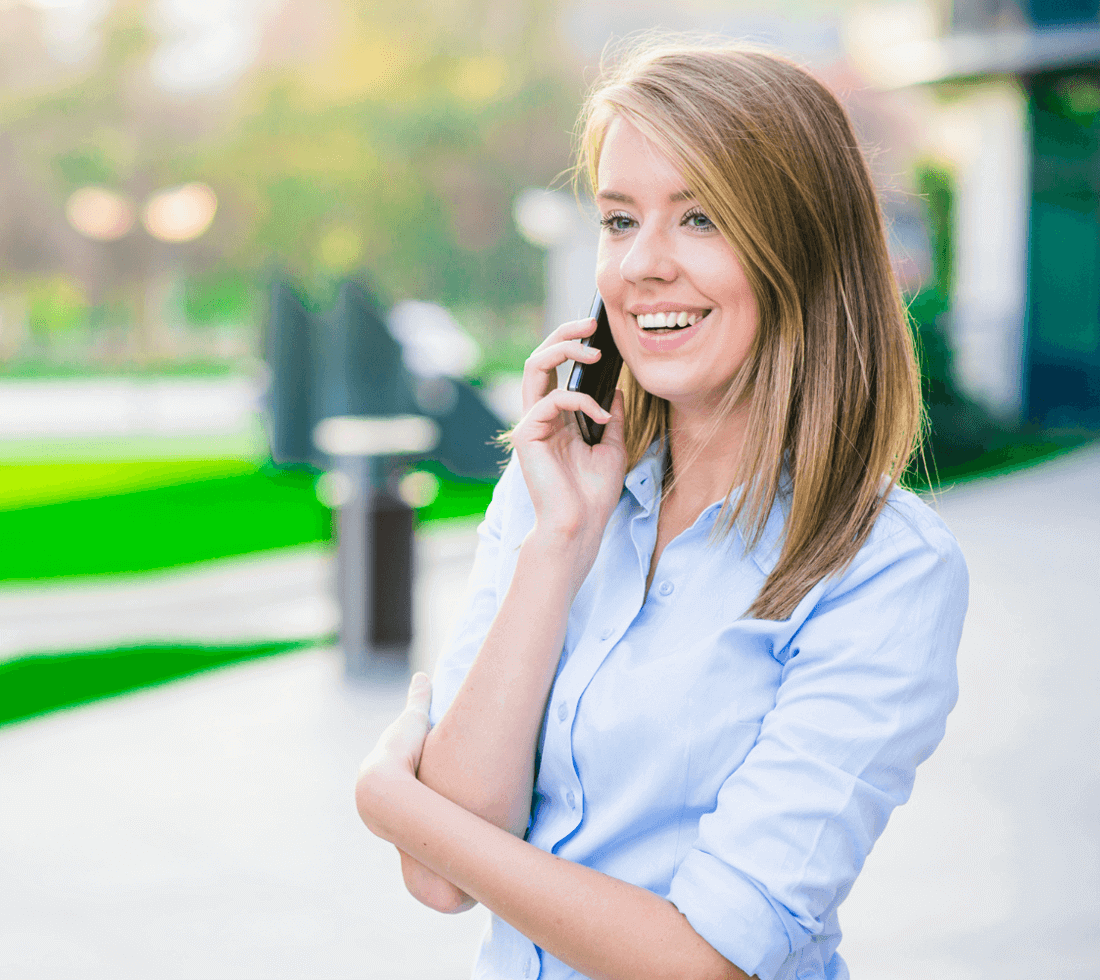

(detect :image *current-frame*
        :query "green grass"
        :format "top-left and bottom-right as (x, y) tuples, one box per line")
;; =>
(0, 460), (495, 583)
(0, 639), (326, 729)
(0, 467), (332, 581)
(910, 426), (1098, 492)
(0, 457), (257, 510)
(0, 433), (1090, 731)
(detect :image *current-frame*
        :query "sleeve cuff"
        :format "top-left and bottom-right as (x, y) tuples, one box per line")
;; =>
(667, 849), (796, 980)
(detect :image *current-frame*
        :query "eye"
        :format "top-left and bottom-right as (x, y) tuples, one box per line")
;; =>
(600, 211), (635, 234)
(682, 208), (715, 231)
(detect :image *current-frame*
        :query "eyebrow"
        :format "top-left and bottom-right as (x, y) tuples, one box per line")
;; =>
(597, 188), (696, 205)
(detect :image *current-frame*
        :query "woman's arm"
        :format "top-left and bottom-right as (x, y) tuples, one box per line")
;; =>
(400, 532), (593, 911)
(360, 677), (754, 980)
(400, 316), (629, 911)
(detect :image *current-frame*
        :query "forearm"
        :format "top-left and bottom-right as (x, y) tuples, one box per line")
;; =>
(360, 770), (752, 980)
(417, 531), (590, 836)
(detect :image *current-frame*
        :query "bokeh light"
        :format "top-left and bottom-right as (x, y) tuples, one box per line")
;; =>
(64, 185), (135, 241)
(141, 182), (218, 243)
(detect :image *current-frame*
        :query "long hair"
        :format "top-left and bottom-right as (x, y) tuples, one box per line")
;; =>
(576, 39), (923, 621)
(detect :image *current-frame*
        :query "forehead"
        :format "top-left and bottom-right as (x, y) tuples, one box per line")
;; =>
(596, 116), (689, 197)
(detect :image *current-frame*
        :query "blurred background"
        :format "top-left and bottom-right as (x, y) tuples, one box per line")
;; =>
(0, 0), (1098, 977)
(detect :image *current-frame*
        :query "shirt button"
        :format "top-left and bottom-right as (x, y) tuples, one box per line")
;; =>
(600, 626), (614, 640)
(557, 701), (568, 722)
(523, 960), (532, 978)
(658, 580), (674, 596)
(566, 790), (576, 808)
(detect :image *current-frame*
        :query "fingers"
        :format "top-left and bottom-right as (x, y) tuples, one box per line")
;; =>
(521, 317), (601, 412)
(526, 339), (601, 375)
(533, 315), (599, 353)
(515, 387), (611, 443)
(406, 671), (431, 716)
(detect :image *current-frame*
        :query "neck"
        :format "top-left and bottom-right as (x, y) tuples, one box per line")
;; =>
(664, 399), (752, 508)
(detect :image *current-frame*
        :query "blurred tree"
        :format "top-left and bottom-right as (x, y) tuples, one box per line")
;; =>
(0, 0), (582, 367)
(907, 161), (1002, 477)
(26, 276), (89, 354)
(206, 0), (574, 308)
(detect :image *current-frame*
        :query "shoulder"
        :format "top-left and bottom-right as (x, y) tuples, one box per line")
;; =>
(869, 485), (968, 577)
(768, 483), (969, 641)
(812, 483), (969, 622)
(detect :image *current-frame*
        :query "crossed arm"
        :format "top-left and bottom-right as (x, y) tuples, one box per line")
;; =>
(354, 317), (752, 980)
(354, 536), (750, 980)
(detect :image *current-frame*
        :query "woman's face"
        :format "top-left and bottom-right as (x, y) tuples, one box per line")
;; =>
(595, 116), (758, 417)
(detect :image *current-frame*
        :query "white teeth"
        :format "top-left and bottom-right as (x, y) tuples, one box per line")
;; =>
(635, 311), (707, 329)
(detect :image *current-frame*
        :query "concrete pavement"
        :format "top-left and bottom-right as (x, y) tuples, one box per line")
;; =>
(0, 520), (481, 682)
(1, 445), (1098, 979)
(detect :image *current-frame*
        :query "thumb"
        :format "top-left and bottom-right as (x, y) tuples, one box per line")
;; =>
(405, 671), (432, 720)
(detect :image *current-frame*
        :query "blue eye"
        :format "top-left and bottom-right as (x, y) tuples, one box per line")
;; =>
(600, 212), (634, 234)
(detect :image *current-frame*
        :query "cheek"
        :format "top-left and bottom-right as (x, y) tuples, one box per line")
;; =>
(595, 242), (618, 293)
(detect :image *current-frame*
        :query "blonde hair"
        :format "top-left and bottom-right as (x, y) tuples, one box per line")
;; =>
(576, 38), (923, 620)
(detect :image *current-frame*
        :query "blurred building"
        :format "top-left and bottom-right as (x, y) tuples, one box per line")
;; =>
(874, 0), (1100, 428)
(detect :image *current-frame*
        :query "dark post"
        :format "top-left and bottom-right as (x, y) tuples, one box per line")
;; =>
(264, 282), (317, 466)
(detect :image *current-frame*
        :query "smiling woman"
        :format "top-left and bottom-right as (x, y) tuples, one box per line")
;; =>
(354, 37), (969, 980)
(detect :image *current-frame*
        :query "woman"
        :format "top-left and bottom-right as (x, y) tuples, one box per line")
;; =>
(355, 39), (969, 980)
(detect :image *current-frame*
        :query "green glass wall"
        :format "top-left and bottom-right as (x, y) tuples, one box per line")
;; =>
(1026, 70), (1100, 424)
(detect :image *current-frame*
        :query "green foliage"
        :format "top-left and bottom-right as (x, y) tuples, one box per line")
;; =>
(0, 639), (324, 729)
(905, 283), (1096, 487)
(53, 146), (118, 190)
(914, 162), (954, 297)
(2, 0), (579, 354)
(182, 270), (255, 326)
(26, 277), (88, 339)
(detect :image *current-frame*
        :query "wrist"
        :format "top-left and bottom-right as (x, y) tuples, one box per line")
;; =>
(520, 526), (602, 598)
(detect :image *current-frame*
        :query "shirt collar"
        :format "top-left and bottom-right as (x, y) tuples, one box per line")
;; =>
(623, 438), (791, 574)
(623, 438), (665, 514)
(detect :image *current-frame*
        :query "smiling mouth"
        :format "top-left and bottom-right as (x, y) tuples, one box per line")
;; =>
(634, 310), (711, 332)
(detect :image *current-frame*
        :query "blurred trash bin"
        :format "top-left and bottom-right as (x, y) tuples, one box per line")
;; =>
(314, 415), (438, 676)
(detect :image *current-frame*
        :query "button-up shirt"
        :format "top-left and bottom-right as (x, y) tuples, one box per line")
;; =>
(430, 441), (969, 980)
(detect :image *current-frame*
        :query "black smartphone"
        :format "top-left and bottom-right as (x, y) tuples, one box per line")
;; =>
(566, 293), (624, 445)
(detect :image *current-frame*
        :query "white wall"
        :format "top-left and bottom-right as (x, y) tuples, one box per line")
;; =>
(940, 81), (1030, 422)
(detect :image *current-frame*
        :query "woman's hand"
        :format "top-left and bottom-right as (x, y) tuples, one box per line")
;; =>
(513, 317), (627, 570)
(355, 672), (432, 842)
(355, 674), (481, 914)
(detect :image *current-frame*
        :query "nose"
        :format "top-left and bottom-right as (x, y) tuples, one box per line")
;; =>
(618, 222), (677, 284)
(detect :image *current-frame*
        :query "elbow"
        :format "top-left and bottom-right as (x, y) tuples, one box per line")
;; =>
(400, 850), (478, 915)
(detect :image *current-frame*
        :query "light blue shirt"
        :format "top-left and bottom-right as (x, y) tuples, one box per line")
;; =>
(430, 441), (969, 980)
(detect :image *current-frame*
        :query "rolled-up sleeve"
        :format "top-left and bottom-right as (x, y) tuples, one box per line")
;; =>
(667, 518), (969, 980)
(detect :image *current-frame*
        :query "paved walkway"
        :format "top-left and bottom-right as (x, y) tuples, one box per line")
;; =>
(1, 446), (1097, 979)
(0, 521), (481, 680)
